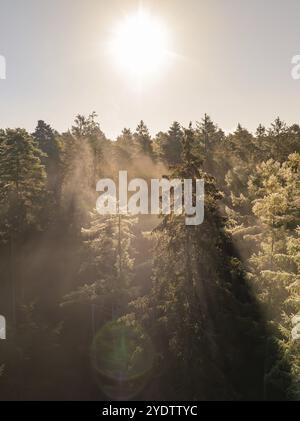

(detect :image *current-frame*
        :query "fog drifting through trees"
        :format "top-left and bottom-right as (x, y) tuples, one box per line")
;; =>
(0, 114), (299, 400)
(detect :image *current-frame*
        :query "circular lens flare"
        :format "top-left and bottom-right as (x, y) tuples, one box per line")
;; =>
(91, 320), (154, 400)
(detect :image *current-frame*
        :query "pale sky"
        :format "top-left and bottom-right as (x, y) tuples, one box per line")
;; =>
(0, 0), (299, 139)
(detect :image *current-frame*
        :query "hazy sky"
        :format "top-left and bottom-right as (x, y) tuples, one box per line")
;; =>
(0, 0), (299, 139)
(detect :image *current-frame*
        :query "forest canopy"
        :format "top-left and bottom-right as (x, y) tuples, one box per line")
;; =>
(0, 114), (299, 401)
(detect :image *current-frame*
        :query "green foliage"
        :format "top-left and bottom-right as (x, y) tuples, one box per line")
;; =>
(154, 121), (183, 166)
(0, 128), (46, 240)
(0, 113), (299, 400)
(128, 126), (264, 400)
(134, 120), (153, 157)
(62, 209), (137, 320)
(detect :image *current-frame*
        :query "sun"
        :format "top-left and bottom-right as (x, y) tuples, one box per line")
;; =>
(110, 10), (169, 80)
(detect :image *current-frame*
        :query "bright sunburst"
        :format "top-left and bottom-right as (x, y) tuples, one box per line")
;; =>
(110, 10), (169, 80)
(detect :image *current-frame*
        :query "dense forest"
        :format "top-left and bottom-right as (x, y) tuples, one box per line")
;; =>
(0, 113), (299, 401)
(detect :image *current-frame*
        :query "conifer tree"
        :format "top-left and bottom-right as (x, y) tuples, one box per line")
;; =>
(0, 128), (46, 241)
(114, 128), (136, 172)
(156, 121), (183, 166)
(134, 121), (153, 157)
(235, 153), (300, 399)
(62, 208), (137, 327)
(128, 124), (264, 400)
(33, 120), (63, 205)
(0, 128), (46, 325)
(195, 115), (224, 160)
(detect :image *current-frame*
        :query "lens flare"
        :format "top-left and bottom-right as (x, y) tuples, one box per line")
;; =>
(91, 320), (154, 400)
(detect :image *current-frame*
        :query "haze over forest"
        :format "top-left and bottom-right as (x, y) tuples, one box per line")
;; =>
(0, 113), (299, 400)
(0, 0), (300, 402)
